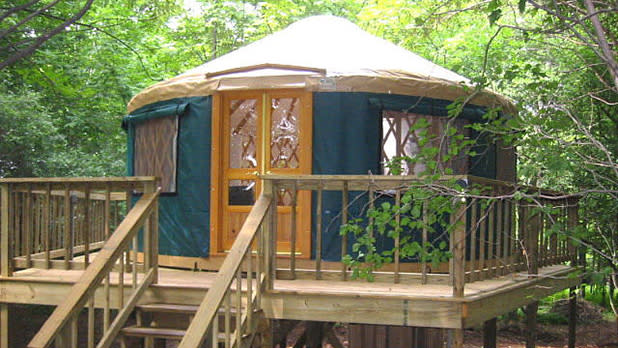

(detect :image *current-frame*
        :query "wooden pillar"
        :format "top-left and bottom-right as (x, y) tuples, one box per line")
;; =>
(483, 318), (497, 348)
(568, 286), (576, 348)
(0, 304), (8, 348)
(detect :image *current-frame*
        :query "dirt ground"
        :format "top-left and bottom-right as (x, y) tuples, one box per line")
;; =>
(279, 319), (617, 348)
(7, 304), (618, 348)
(463, 320), (618, 348)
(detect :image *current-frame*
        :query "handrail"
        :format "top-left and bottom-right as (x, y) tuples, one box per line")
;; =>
(27, 190), (160, 348)
(178, 194), (272, 348)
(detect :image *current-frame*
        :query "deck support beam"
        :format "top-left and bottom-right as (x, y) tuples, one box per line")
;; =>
(483, 318), (497, 348)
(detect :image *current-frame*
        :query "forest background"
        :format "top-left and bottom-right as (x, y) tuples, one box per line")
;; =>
(1, 0), (616, 318)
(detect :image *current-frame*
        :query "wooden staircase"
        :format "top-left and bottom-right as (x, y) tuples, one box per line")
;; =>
(118, 301), (262, 347)
(25, 191), (272, 348)
(120, 303), (197, 345)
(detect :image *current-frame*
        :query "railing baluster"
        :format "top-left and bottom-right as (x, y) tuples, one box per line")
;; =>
(394, 188), (401, 284)
(468, 199), (477, 282)
(496, 198), (503, 276)
(478, 202), (487, 280)
(422, 200), (429, 284)
(105, 184), (111, 239)
(225, 292), (231, 348)
(42, 184), (51, 269)
(119, 249), (125, 307)
(235, 268), (241, 345)
(316, 182), (323, 280)
(84, 185), (90, 265)
(25, 184), (32, 268)
(368, 185), (375, 258)
(256, 225), (262, 306)
(290, 182), (297, 279)
(64, 185), (72, 270)
(70, 315), (77, 348)
(88, 296), (94, 348)
(212, 308), (219, 348)
(246, 251), (253, 328)
(104, 273), (110, 331)
(503, 200), (511, 275)
(487, 200), (495, 279)
(341, 181), (349, 281)
(34, 190), (40, 262)
(17, 192), (22, 260)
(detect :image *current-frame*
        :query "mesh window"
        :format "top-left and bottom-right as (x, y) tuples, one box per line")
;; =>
(134, 115), (179, 192)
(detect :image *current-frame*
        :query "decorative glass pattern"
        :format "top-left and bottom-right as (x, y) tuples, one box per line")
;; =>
(229, 99), (258, 168)
(270, 97), (300, 169)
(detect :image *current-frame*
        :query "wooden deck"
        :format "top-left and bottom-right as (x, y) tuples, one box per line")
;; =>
(0, 264), (579, 330)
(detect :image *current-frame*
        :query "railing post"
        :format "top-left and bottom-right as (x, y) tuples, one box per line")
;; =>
(1, 183), (11, 277)
(143, 181), (158, 283)
(0, 183), (9, 348)
(262, 179), (276, 290)
(451, 198), (466, 298)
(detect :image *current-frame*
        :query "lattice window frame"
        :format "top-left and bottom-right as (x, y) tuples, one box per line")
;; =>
(381, 110), (469, 175)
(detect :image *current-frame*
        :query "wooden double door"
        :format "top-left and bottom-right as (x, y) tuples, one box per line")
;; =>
(211, 90), (312, 256)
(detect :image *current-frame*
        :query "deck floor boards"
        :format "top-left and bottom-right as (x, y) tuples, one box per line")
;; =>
(5, 264), (572, 300)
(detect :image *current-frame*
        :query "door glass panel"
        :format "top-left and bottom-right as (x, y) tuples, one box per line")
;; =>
(271, 97), (300, 169)
(228, 180), (256, 206)
(229, 99), (258, 168)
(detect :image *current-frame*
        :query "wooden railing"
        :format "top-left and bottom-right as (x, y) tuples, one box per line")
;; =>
(178, 193), (273, 348)
(0, 177), (156, 275)
(259, 175), (579, 297)
(26, 184), (159, 348)
(466, 176), (579, 283)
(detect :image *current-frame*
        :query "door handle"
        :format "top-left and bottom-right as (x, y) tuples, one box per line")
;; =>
(250, 171), (260, 176)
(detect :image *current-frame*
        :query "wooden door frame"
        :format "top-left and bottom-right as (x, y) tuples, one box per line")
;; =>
(210, 89), (313, 257)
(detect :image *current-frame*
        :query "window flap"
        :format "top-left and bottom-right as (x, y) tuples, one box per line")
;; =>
(123, 102), (189, 128)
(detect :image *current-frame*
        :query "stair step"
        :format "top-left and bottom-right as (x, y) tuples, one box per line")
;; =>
(121, 326), (186, 340)
(137, 303), (199, 314)
(121, 326), (234, 342)
(138, 303), (243, 314)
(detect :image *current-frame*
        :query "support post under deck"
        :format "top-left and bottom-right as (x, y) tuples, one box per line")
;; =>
(483, 318), (497, 348)
(0, 304), (8, 348)
(525, 301), (538, 348)
(568, 286), (577, 348)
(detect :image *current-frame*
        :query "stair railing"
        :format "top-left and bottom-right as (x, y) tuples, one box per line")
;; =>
(27, 184), (160, 348)
(178, 192), (273, 348)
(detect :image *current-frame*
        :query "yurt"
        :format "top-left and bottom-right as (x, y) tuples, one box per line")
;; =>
(123, 15), (516, 267)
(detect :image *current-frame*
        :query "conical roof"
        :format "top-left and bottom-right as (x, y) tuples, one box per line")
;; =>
(128, 15), (515, 113)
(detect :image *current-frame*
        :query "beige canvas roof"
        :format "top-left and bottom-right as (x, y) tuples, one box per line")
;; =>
(128, 15), (516, 114)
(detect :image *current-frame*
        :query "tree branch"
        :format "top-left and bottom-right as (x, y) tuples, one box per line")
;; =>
(0, 0), (95, 70)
